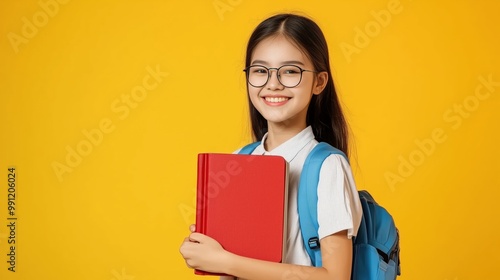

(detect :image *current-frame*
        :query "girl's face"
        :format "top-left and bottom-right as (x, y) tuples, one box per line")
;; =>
(248, 35), (327, 131)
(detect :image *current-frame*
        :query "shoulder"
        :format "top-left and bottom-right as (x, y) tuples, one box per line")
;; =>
(307, 144), (355, 190)
(320, 153), (350, 170)
(305, 143), (351, 172)
(316, 153), (362, 239)
(315, 154), (353, 186)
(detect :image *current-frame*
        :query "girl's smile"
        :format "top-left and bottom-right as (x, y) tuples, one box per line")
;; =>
(262, 95), (291, 106)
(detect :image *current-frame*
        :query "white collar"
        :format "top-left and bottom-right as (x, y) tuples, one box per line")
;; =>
(253, 126), (315, 162)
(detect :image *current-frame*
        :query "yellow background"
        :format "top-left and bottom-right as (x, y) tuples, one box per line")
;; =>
(1, 0), (499, 279)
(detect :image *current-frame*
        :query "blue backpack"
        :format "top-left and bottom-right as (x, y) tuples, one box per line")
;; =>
(239, 142), (401, 280)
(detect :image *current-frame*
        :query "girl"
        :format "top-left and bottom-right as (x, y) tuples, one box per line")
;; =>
(180, 13), (362, 280)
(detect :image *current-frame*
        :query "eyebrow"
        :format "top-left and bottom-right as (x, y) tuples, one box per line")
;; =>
(251, 60), (305, 66)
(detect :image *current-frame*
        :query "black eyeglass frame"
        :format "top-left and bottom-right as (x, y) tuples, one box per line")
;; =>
(243, 64), (318, 88)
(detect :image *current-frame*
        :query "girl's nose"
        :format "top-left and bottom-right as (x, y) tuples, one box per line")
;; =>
(267, 69), (284, 90)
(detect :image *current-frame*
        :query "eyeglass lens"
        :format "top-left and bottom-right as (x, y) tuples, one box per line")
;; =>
(246, 65), (303, 88)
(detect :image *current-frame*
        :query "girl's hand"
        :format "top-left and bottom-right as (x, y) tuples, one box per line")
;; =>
(179, 224), (231, 274)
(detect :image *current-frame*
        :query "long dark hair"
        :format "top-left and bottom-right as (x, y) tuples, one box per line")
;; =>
(245, 13), (350, 157)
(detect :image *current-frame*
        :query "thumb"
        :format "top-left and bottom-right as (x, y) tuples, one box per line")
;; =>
(189, 224), (196, 232)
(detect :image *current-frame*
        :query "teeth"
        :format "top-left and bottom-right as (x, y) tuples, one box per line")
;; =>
(265, 97), (289, 103)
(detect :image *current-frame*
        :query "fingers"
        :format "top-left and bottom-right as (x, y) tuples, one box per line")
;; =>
(180, 237), (195, 256)
(180, 232), (202, 270)
(189, 232), (205, 243)
(179, 243), (195, 269)
(180, 232), (226, 272)
(180, 237), (190, 253)
(190, 224), (196, 232)
(180, 238), (198, 258)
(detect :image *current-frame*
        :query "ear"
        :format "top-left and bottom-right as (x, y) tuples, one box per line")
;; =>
(312, 71), (328, 95)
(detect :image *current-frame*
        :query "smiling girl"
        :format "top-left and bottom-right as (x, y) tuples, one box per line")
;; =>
(180, 13), (362, 280)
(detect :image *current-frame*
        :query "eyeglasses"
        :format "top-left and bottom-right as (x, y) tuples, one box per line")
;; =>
(243, 65), (317, 88)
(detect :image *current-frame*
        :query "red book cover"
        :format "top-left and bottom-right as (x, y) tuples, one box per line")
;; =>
(195, 153), (289, 276)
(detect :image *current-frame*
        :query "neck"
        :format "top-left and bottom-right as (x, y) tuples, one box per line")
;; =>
(264, 122), (307, 151)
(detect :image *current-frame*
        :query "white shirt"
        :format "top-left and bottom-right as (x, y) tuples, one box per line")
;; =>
(237, 126), (362, 265)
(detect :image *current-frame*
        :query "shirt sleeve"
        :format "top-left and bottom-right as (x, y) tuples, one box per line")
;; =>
(317, 154), (362, 240)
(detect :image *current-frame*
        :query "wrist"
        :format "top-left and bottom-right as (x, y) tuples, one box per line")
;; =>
(221, 251), (237, 276)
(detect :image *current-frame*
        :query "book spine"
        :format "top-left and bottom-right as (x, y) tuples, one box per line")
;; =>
(196, 154), (207, 235)
(195, 153), (208, 276)
(194, 154), (226, 276)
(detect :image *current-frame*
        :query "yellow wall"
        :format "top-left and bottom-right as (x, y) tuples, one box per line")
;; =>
(1, 0), (499, 279)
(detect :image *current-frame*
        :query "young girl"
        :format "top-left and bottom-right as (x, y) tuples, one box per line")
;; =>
(180, 13), (362, 280)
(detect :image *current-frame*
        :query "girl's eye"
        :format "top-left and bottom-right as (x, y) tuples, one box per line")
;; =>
(252, 68), (268, 74)
(281, 67), (300, 75)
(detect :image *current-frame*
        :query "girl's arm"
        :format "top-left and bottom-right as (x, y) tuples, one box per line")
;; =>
(181, 229), (352, 280)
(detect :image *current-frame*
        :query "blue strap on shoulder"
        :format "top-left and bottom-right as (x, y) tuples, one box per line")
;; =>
(238, 141), (260, 155)
(298, 142), (348, 267)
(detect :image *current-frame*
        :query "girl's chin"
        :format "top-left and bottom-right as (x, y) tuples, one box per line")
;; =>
(263, 116), (297, 126)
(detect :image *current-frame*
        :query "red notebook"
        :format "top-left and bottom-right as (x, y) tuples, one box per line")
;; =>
(195, 153), (289, 276)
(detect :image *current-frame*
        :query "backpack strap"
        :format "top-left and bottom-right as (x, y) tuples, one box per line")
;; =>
(238, 141), (261, 155)
(298, 142), (348, 267)
(355, 190), (371, 245)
